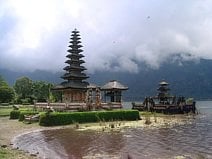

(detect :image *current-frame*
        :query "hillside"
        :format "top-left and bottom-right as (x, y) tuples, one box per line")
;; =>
(89, 59), (212, 100)
(1, 59), (212, 100)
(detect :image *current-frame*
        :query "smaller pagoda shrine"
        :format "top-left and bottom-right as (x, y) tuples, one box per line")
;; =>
(157, 80), (171, 104)
(53, 29), (89, 103)
(132, 80), (196, 114)
(101, 80), (128, 103)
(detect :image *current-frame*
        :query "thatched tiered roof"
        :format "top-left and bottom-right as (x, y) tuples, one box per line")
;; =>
(101, 80), (128, 90)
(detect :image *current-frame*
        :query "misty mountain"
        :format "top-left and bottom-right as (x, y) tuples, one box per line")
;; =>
(1, 59), (212, 101)
(89, 59), (212, 101)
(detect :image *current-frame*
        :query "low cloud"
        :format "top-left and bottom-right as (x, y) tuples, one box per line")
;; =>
(1, 0), (212, 73)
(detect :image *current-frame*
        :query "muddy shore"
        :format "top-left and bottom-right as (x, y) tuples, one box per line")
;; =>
(0, 114), (195, 158)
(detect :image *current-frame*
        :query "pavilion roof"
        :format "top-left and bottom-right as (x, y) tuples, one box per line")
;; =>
(101, 80), (128, 90)
(159, 81), (169, 85)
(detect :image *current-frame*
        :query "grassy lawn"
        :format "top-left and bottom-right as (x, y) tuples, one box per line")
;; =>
(0, 147), (16, 159)
(0, 147), (12, 159)
(0, 107), (13, 117)
(0, 147), (35, 159)
(0, 105), (34, 117)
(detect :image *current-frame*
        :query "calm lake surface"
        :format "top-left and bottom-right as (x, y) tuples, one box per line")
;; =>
(14, 101), (212, 159)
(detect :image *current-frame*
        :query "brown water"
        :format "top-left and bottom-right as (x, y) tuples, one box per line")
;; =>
(13, 101), (212, 159)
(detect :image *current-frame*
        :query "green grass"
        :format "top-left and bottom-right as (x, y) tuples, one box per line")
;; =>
(0, 105), (35, 117)
(0, 147), (8, 158)
(0, 147), (34, 159)
(0, 147), (17, 159)
(0, 107), (13, 117)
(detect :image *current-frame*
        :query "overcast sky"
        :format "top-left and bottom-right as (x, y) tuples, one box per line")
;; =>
(1, 0), (212, 73)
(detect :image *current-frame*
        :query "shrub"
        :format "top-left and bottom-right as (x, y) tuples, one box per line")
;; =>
(19, 111), (39, 121)
(39, 110), (140, 126)
(9, 109), (38, 120)
(10, 110), (20, 119)
(0, 103), (9, 106)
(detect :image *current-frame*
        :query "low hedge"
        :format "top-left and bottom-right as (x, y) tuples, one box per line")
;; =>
(19, 111), (39, 121)
(0, 103), (10, 106)
(10, 110), (20, 119)
(39, 110), (140, 126)
(10, 110), (38, 121)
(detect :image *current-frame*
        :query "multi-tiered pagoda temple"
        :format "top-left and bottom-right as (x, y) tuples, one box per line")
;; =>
(157, 81), (171, 104)
(54, 29), (89, 103)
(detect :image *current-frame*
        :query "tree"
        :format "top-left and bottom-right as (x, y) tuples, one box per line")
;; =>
(33, 81), (51, 102)
(14, 76), (33, 99)
(0, 86), (15, 103)
(32, 81), (61, 102)
(0, 75), (15, 103)
(13, 77), (61, 103)
(51, 89), (62, 102)
(0, 75), (7, 87)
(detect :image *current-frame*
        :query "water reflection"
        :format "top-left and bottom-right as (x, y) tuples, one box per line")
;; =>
(14, 129), (126, 158)
(13, 101), (212, 159)
(41, 129), (125, 158)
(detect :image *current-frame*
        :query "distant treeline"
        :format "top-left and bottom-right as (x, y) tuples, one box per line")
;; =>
(0, 75), (61, 104)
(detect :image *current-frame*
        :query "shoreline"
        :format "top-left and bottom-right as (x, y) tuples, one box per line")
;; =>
(0, 114), (196, 158)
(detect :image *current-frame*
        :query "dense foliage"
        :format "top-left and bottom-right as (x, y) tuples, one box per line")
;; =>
(39, 110), (140, 126)
(14, 76), (33, 99)
(33, 81), (61, 102)
(0, 86), (15, 103)
(10, 76), (61, 104)
(0, 76), (15, 103)
(32, 81), (51, 102)
(10, 110), (20, 119)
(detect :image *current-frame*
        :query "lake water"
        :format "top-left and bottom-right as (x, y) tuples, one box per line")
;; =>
(13, 101), (212, 159)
